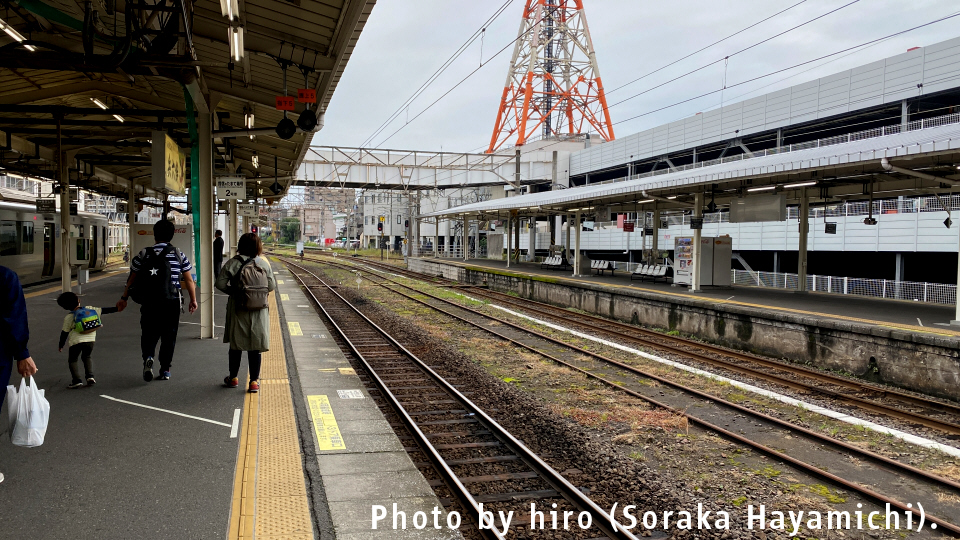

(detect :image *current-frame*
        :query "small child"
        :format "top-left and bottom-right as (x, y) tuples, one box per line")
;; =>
(57, 292), (119, 389)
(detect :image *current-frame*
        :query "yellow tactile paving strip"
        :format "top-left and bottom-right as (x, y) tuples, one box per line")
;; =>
(228, 294), (313, 540)
(450, 260), (960, 338)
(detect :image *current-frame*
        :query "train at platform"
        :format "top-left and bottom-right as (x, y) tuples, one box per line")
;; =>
(0, 197), (110, 287)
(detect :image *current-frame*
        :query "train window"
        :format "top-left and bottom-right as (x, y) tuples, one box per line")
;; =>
(20, 221), (33, 254)
(0, 221), (34, 255)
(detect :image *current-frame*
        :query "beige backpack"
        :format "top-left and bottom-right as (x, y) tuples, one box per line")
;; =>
(230, 256), (269, 310)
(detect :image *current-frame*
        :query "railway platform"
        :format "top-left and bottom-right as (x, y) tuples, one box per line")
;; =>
(406, 256), (960, 402)
(0, 264), (444, 539)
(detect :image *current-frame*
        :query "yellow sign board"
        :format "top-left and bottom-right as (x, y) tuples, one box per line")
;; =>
(308, 395), (346, 450)
(151, 131), (186, 194)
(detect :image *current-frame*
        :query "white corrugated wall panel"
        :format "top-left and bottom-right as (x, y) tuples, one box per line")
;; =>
(684, 114), (703, 147)
(701, 108), (723, 142)
(667, 119), (686, 151)
(763, 88), (792, 128)
(741, 96), (766, 132)
(637, 130), (654, 158)
(817, 71), (851, 118)
(849, 59), (886, 109)
(920, 37), (960, 94)
(720, 102), (743, 138)
(652, 125), (670, 153)
(883, 49), (925, 103)
(790, 80), (820, 122)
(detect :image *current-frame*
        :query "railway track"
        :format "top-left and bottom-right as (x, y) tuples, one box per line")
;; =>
(283, 259), (639, 540)
(287, 254), (960, 535)
(317, 252), (960, 437)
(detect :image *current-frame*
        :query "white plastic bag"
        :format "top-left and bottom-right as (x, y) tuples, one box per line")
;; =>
(4, 383), (17, 435)
(9, 377), (49, 447)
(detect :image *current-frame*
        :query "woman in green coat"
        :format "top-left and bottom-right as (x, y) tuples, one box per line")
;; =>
(215, 232), (276, 393)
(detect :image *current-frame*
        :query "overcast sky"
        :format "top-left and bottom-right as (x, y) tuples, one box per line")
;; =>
(313, 0), (960, 154)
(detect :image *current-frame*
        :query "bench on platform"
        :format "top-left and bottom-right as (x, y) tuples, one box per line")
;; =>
(540, 255), (569, 270)
(631, 264), (669, 283)
(590, 259), (615, 276)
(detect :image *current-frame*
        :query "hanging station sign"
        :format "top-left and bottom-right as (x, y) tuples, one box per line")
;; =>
(216, 177), (246, 199)
(238, 203), (257, 217)
(297, 89), (316, 103)
(151, 131), (186, 195)
(275, 96), (295, 111)
(36, 199), (56, 214)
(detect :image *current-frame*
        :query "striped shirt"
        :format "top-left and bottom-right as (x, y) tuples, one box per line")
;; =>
(131, 243), (194, 289)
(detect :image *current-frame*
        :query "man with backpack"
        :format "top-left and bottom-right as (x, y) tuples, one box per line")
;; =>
(117, 220), (198, 382)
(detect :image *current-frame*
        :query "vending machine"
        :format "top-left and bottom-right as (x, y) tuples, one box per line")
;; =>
(673, 236), (732, 287)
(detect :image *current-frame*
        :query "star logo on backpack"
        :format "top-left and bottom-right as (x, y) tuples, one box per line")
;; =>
(149, 268), (158, 275)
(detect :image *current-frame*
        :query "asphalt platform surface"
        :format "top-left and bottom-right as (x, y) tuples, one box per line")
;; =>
(0, 272), (244, 540)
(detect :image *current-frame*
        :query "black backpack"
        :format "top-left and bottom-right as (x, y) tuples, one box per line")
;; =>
(130, 244), (183, 305)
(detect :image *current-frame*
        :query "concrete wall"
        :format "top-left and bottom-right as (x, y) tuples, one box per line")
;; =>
(408, 258), (960, 401)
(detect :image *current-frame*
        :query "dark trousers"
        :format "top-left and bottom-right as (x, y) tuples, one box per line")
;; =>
(229, 349), (262, 381)
(140, 300), (181, 370)
(214, 256), (223, 278)
(68, 342), (95, 380)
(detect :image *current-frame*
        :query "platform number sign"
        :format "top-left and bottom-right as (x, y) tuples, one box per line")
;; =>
(216, 177), (246, 200)
(275, 96), (295, 111)
(36, 199), (56, 214)
(297, 89), (316, 103)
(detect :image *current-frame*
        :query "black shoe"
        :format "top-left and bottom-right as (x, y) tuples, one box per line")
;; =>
(157, 370), (170, 381)
(142, 357), (154, 382)
(86, 377), (96, 386)
(67, 379), (84, 389)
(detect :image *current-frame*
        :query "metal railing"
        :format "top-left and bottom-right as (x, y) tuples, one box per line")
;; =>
(594, 111), (960, 186)
(732, 269), (956, 305)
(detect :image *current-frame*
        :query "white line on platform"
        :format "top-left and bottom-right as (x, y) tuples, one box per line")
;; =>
(179, 321), (225, 328)
(461, 294), (960, 458)
(100, 395), (233, 428)
(917, 318), (924, 326)
(230, 408), (241, 438)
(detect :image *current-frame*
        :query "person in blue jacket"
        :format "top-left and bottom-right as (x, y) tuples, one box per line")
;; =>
(0, 265), (39, 483)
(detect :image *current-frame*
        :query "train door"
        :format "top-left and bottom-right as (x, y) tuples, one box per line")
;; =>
(102, 225), (107, 267)
(91, 224), (98, 268)
(42, 223), (55, 276)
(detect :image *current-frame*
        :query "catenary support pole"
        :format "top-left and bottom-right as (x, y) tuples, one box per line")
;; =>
(528, 217), (536, 261)
(58, 114), (71, 293)
(651, 203), (660, 262)
(506, 213), (512, 268)
(474, 216), (480, 258)
(433, 218), (439, 258)
(462, 216), (468, 261)
(228, 200), (238, 257)
(573, 211), (581, 276)
(127, 183), (137, 256)
(198, 111), (214, 339)
(565, 214), (572, 261)
(798, 189), (809, 293)
(514, 213), (520, 265)
(691, 193), (703, 292)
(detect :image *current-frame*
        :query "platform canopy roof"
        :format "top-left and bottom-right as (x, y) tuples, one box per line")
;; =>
(0, 0), (375, 200)
(423, 118), (960, 219)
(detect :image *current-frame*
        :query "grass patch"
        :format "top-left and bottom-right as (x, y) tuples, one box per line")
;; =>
(809, 484), (846, 504)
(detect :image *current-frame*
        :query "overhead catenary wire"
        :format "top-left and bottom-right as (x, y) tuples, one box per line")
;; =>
(611, 11), (960, 128)
(607, 0), (861, 110)
(606, 0), (809, 95)
(358, 0), (516, 149)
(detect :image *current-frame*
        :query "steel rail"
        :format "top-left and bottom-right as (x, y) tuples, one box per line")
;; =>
(283, 259), (640, 540)
(327, 253), (960, 428)
(300, 258), (960, 536)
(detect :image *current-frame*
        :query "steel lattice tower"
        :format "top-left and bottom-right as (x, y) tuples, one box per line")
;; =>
(486, 0), (615, 153)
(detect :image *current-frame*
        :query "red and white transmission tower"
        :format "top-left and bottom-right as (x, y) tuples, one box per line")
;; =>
(486, 0), (615, 153)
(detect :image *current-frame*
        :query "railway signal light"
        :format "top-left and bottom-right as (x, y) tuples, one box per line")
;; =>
(251, 225), (259, 234)
(377, 222), (383, 232)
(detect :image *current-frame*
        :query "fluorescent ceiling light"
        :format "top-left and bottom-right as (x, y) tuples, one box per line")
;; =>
(91, 98), (107, 110)
(783, 181), (816, 188)
(220, 0), (239, 21)
(113, 114), (124, 123)
(251, 153), (259, 169)
(747, 185), (777, 192)
(666, 195), (677, 199)
(637, 199), (654, 204)
(244, 111), (254, 129)
(0, 18), (35, 51)
(228, 26), (244, 61)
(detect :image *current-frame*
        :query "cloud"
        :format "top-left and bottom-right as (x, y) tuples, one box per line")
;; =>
(316, 0), (960, 153)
